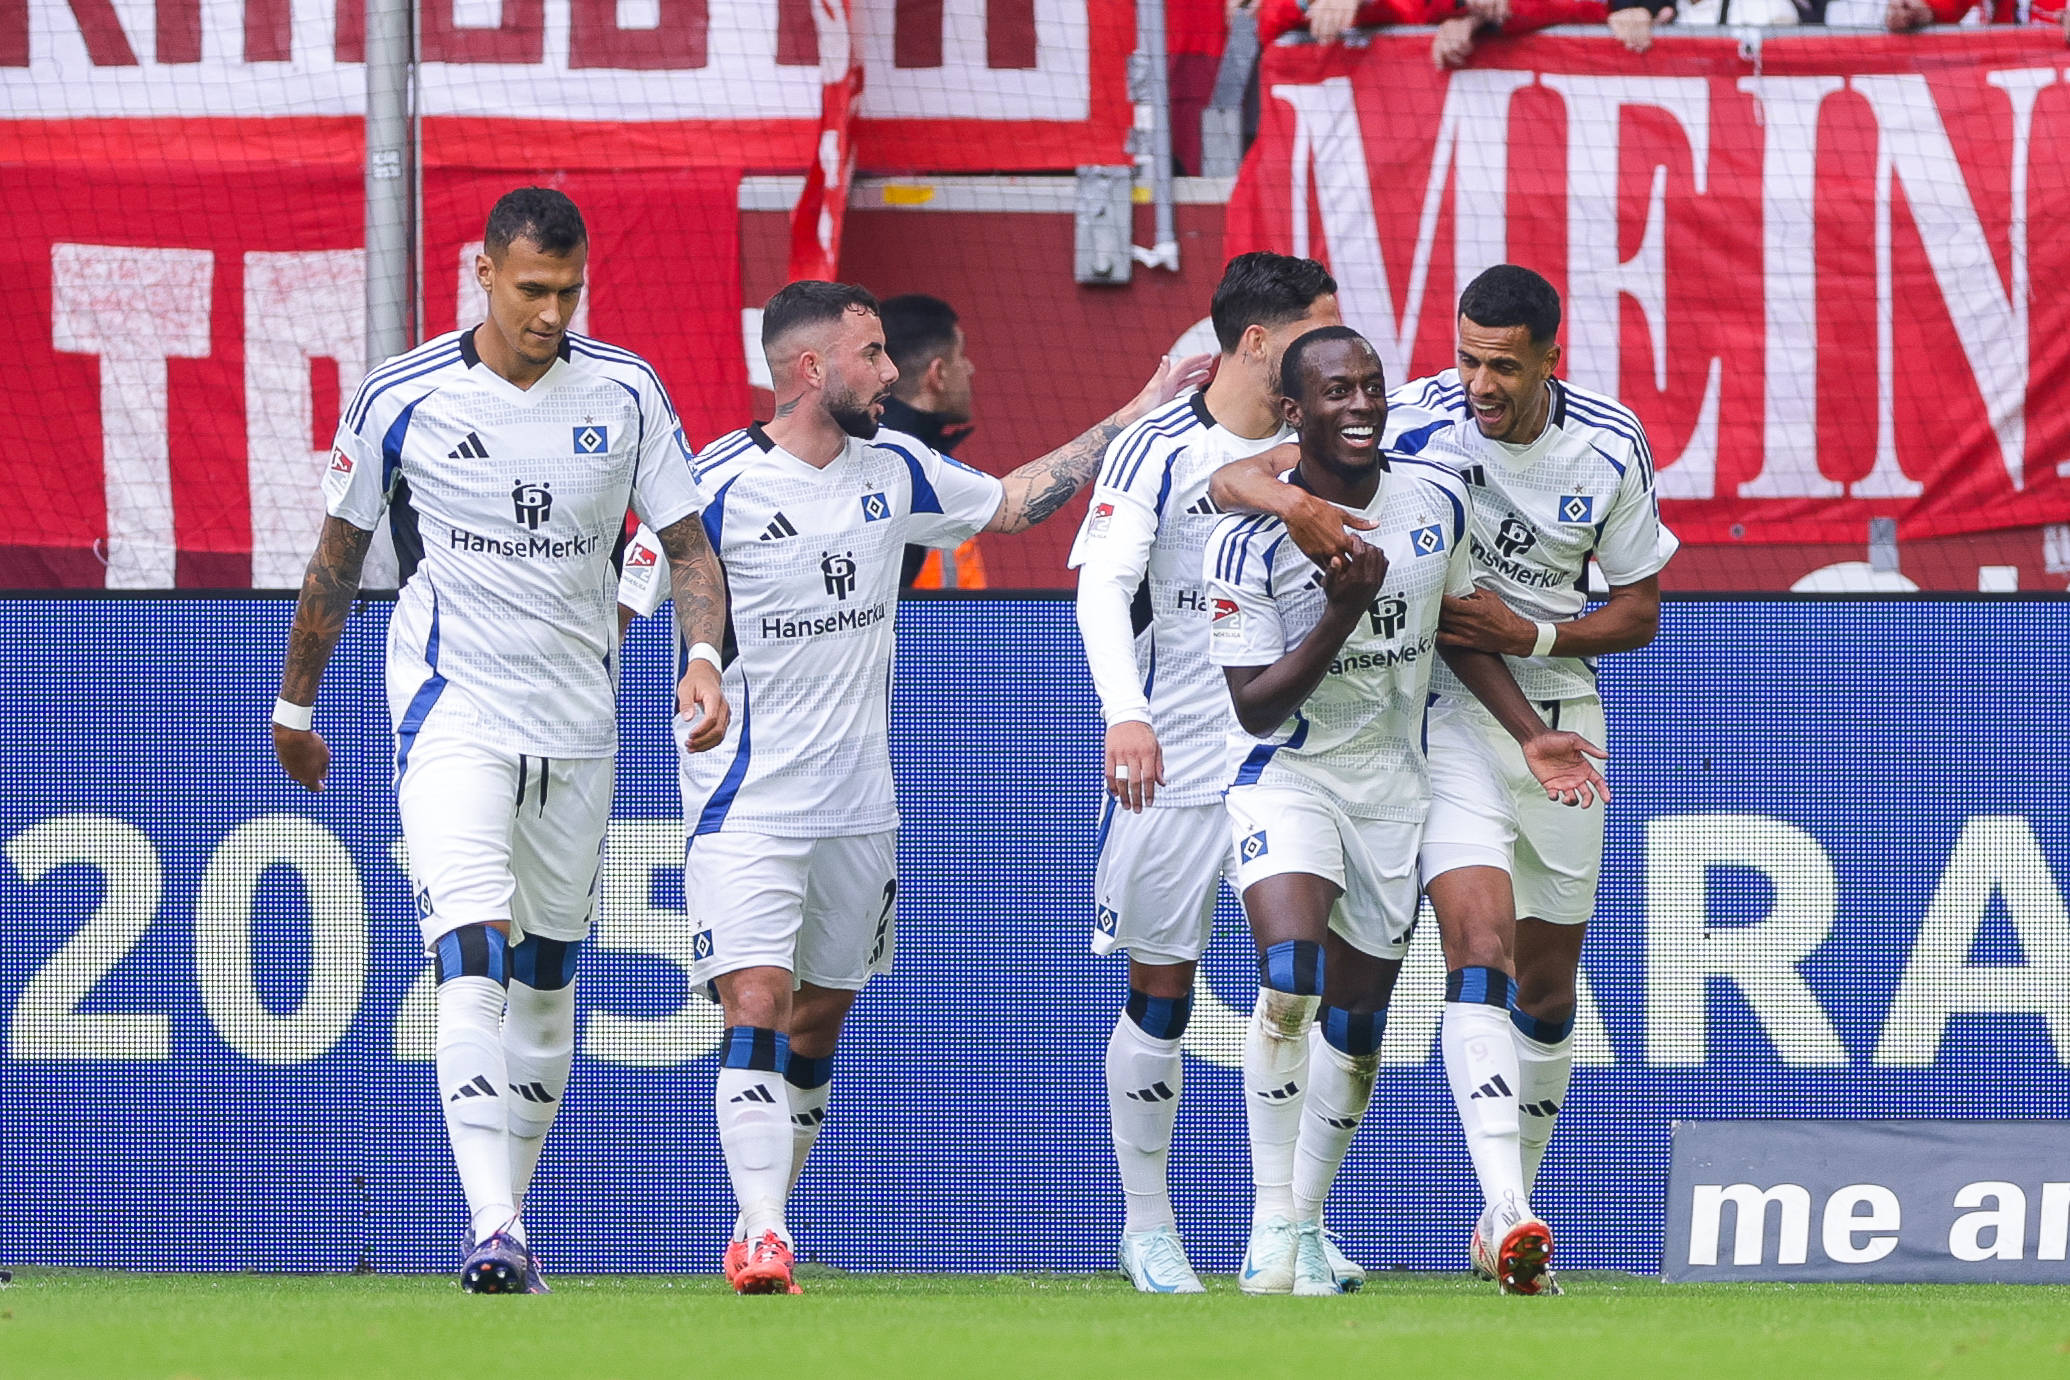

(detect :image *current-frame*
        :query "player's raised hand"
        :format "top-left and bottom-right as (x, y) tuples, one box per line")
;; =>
(676, 660), (730, 753)
(1105, 720), (1165, 813)
(1521, 731), (1610, 808)
(1125, 353), (1218, 422)
(1284, 481), (1379, 571)
(1438, 589), (1536, 655)
(273, 724), (331, 793)
(1323, 536), (1388, 612)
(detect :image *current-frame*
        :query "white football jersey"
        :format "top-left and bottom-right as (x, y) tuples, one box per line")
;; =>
(1385, 370), (1679, 703)
(326, 329), (704, 758)
(1067, 392), (1292, 807)
(682, 423), (1004, 838)
(1204, 459), (1475, 822)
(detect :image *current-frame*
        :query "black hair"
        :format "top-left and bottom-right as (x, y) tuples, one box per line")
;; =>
(483, 187), (586, 257)
(879, 294), (960, 378)
(1458, 264), (1562, 346)
(761, 280), (880, 353)
(1279, 325), (1374, 403)
(1209, 252), (1338, 354)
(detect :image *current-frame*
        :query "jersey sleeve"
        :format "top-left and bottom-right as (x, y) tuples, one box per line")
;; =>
(900, 440), (1006, 550)
(1595, 440), (1679, 587)
(1072, 496), (1158, 727)
(628, 379), (705, 534)
(1204, 517), (1287, 669)
(322, 391), (392, 532)
(616, 523), (668, 618)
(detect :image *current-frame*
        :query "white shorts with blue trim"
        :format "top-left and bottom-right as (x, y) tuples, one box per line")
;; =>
(1224, 784), (1420, 962)
(1418, 693), (1521, 886)
(1092, 801), (1238, 964)
(685, 829), (900, 991)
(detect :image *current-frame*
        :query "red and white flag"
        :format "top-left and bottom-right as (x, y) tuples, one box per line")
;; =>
(787, 0), (865, 284)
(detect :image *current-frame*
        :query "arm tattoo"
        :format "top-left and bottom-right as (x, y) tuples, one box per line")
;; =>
(280, 516), (373, 705)
(654, 514), (729, 650)
(992, 417), (1126, 533)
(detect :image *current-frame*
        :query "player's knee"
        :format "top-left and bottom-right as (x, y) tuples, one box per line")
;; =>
(433, 923), (509, 987)
(1127, 958), (1195, 1001)
(1125, 988), (1194, 1041)
(509, 935), (580, 992)
(1512, 962), (1578, 1025)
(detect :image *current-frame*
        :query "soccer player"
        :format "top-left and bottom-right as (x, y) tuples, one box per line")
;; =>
(636, 280), (1209, 1295)
(271, 188), (730, 1294)
(1203, 325), (1605, 1295)
(1068, 252), (1342, 1294)
(1213, 266), (1674, 1293)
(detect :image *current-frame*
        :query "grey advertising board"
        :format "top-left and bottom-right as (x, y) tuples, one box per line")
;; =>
(1664, 1120), (2070, 1282)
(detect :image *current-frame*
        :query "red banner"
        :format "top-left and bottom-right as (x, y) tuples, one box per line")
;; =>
(1226, 32), (2070, 544)
(1, 166), (746, 588)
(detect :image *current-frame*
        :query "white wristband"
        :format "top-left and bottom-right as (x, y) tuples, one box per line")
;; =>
(685, 642), (723, 674)
(272, 698), (313, 732)
(1530, 621), (1559, 658)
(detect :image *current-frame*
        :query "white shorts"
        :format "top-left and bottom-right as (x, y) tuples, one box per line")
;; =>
(1225, 784), (1420, 962)
(1419, 694), (1521, 886)
(685, 830), (900, 991)
(395, 730), (613, 947)
(1427, 693), (1608, 926)
(1092, 801), (1237, 964)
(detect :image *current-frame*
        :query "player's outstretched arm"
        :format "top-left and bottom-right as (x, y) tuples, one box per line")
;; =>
(274, 515), (373, 792)
(1439, 644), (1609, 808)
(1438, 574), (1662, 659)
(1206, 446), (1375, 568)
(653, 513), (731, 754)
(984, 353), (1215, 534)
(1222, 540), (1387, 736)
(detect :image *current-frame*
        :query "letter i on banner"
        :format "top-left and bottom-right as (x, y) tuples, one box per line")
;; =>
(788, 0), (864, 283)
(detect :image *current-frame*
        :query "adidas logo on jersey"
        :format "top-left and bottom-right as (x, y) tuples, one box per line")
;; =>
(448, 1074), (497, 1102)
(448, 431), (489, 460)
(760, 512), (799, 542)
(1470, 1074), (1514, 1100)
(1125, 1082), (1177, 1104)
(1184, 495), (1217, 516)
(730, 1085), (779, 1105)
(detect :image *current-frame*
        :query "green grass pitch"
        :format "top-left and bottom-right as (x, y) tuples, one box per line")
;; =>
(5, 1268), (2067, 1379)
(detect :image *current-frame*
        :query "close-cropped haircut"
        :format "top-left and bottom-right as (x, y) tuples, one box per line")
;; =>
(483, 187), (587, 257)
(761, 280), (881, 354)
(880, 294), (960, 378)
(1210, 252), (1338, 354)
(1458, 264), (1562, 346)
(1279, 325), (1374, 402)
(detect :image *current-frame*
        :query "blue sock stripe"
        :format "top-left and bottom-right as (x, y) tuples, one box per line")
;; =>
(509, 936), (581, 991)
(1510, 1003), (1575, 1044)
(1125, 990), (1194, 1041)
(784, 1053), (834, 1089)
(1321, 1006), (1387, 1056)
(1261, 940), (1324, 995)
(720, 1026), (790, 1073)
(1444, 965), (1514, 1009)
(434, 925), (508, 986)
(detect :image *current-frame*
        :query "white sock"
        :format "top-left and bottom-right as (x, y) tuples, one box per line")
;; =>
(717, 1035), (792, 1242)
(503, 979), (576, 1206)
(436, 974), (522, 1245)
(1441, 978), (1527, 1214)
(1514, 1021), (1574, 1193)
(1244, 988), (1319, 1225)
(785, 1059), (834, 1201)
(1107, 1010), (1184, 1234)
(1294, 1026), (1379, 1224)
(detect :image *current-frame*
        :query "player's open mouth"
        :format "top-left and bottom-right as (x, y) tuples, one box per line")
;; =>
(1472, 398), (1506, 426)
(1339, 424), (1376, 447)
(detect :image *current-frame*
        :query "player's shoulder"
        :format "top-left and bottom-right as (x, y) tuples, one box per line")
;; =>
(1387, 369), (1466, 416)
(691, 427), (767, 489)
(1099, 392), (1214, 489)
(1551, 378), (1653, 478)
(867, 428), (992, 483)
(1392, 454), (1471, 503)
(344, 330), (470, 433)
(1206, 507), (1290, 587)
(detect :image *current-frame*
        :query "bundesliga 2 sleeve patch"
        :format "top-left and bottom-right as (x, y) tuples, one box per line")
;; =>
(1088, 501), (1115, 536)
(1210, 597), (1244, 639)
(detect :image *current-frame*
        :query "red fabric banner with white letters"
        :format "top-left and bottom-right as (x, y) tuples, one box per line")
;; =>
(1226, 31), (2070, 545)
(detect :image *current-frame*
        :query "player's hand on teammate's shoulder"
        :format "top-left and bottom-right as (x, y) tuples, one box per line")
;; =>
(1285, 485), (1377, 571)
(1438, 588), (1535, 656)
(1520, 731), (1611, 809)
(675, 661), (730, 754)
(1123, 353), (1218, 423)
(273, 724), (330, 793)
(1323, 536), (1388, 611)
(1104, 720), (1166, 813)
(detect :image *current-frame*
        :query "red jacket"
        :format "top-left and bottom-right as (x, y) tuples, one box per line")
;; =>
(1922, 0), (2063, 22)
(1256, 0), (1608, 44)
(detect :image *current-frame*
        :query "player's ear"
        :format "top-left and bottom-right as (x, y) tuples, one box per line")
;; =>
(1244, 322), (1270, 365)
(1280, 393), (1302, 429)
(474, 251), (495, 296)
(1541, 342), (1562, 380)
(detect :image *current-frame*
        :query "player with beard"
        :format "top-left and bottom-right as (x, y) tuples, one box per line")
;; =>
(1203, 326), (1605, 1295)
(634, 280), (1211, 1294)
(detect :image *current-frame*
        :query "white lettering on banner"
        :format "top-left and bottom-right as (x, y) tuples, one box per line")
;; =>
(1876, 816), (2070, 1067)
(192, 814), (367, 1065)
(2042, 1183), (2070, 1261)
(1690, 1182), (1813, 1266)
(1270, 70), (1529, 387)
(1645, 813), (1847, 1068)
(49, 244), (213, 589)
(1951, 1181), (2027, 1261)
(5, 814), (168, 1061)
(1822, 1183), (1902, 1264)
(246, 251), (366, 590)
(582, 820), (723, 1066)
(1540, 76), (1722, 503)
(1, 0), (1090, 123)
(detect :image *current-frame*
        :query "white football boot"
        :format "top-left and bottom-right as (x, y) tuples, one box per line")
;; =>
(1292, 1223), (1340, 1297)
(1238, 1216), (1299, 1294)
(1117, 1228), (1206, 1295)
